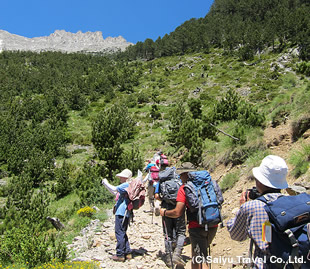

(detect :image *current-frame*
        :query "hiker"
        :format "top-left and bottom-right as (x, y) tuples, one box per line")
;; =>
(153, 150), (162, 170)
(226, 155), (289, 269)
(102, 169), (133, 262)
(143, 159), (161, 214)
(154, 167), (186, 267)
(160, 163), (222, 269)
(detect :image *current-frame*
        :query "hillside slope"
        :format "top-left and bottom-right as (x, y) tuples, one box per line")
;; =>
(68, 120), (309, 268)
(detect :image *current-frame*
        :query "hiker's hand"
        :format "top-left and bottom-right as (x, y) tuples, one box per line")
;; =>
(102, 178), (108, 185)
(240, 191), (249, 205)
(160, 208), (165, 217)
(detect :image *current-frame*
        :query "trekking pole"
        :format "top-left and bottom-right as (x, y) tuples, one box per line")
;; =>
(151, 208), (154, 224)
(208, 246), (211, 269)
(163, 216), (174, 269)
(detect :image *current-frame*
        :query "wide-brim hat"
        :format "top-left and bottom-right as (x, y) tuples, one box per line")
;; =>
(252, 155), (288, 189)
(116, 169), (132, 179)
(176, 162), (197, 175)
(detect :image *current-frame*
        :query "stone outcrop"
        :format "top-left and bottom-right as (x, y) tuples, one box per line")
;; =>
(0, 30), (133, 53)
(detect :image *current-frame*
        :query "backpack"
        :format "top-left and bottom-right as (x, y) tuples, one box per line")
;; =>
(160, 154), (169, 168)
(257, 193), (310, 269)
(184, 170), (224, 230)
(125, 177), (146, 211)
(150, 165), (160, 181)
(158, 167), (181, 205)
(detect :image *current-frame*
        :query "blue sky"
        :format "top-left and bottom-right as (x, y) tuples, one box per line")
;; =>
(0, 0), (214, 44)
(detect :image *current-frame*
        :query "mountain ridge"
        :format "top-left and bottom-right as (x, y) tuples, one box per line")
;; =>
(0, 29), (133, 53)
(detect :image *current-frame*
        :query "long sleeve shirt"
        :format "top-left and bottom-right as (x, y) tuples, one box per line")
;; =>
(226, 193), (282, 269)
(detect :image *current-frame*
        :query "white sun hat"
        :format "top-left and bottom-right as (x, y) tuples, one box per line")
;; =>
(252, 155), (288, 189)
(116, 169), (132, 179)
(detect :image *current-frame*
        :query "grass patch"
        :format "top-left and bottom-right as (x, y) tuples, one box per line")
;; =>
(289, 143), (310, 178)
(219, 171), (240, 192)
(49, 192), (80, 222)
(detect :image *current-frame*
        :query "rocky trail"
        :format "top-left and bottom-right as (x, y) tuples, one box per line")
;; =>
(68, 121), (310, 269)
(67, 199), (188, 269)
(67, 190), (250, 269)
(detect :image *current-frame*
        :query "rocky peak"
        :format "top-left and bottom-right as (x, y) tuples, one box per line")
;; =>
(0, 29), (133, 53)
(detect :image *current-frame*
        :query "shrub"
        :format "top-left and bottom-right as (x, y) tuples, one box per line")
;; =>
(296, 61), (310, 76)
(0, 225), (67, 268)
(291, 116), (310, 142)
(219, 172), (240, 192)
(289, 144), (310, 178)
(53, 161), (73, 199)
(74, 163), (113, 206)
(77, 206), (96, 217)
(222, 142), (266, 166)
(212, 89), (265, 127)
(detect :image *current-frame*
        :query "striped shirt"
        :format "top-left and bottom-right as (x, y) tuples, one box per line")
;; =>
(227, 193), (282, 269)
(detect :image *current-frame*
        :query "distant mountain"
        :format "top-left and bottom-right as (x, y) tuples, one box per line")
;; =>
(0, 30), (133, 53)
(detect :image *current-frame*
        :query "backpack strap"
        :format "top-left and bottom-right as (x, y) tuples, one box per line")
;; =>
(248, 239), (255, 269)
(284, 229), (300, 269)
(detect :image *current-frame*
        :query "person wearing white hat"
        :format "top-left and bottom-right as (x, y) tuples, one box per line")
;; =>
(227, 155), (289, 269)
(102, 168), (133, 262)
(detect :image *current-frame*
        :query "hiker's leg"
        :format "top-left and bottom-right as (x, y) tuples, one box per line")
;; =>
(189, 227), (206, 269)
(189, 227), (218, 269)
(175, 214), (186, 249)
(154, 199), (161, 216)
(162, 216), (174, 267)
(172, 215), (186, 266)
(123, 216), (132, 255)
(115, 215), (128, 257)
(162, 216), (174, 253)
(147, 183), (155, 212)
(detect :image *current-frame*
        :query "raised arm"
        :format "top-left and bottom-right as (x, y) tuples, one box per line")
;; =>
(101, 178), (117, 196)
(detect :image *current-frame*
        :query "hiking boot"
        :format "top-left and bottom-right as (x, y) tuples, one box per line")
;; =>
(164, 254), (173, 268)
(126, 253), (133, 260)
(172, 248), (186, 266)
(110, 255), (125, 262)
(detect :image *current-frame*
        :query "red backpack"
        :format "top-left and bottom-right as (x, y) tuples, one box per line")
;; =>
(125, 177), (146, 210)
(160, 154), (169, 167)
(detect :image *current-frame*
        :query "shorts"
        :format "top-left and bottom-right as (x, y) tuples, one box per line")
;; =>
(189, 226), (218, 259)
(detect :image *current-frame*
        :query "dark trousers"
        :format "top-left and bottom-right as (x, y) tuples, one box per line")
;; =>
(162, 214), (186, 253)
(115, 215), (131, 257)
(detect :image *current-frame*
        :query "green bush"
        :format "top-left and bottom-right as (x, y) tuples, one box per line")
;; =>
(0, 225), (67, 268)
(219, 172), (240, 192)
(213, 89), (265, 127)
(289, 144), (310, 178)
(74, 163), (112, 207)
(53, 161), (73, 199)
(297, 62), (310, 76)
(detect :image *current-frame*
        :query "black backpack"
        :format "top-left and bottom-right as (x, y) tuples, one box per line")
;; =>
(158, 167), (181, 205)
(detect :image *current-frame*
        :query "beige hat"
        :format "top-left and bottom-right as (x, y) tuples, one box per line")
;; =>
(176, 162), (197, 175)
(116, 169), (132, 179)
(252, 155), (288, 189)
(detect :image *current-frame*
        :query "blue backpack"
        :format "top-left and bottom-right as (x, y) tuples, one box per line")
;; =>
(257, 193), (310, 269)
(184, 170), (223, 231)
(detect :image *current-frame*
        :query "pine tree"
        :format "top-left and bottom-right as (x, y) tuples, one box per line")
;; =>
(91, 103), (136, 179)
(168, 101), (187, 146)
